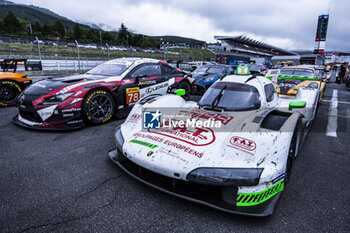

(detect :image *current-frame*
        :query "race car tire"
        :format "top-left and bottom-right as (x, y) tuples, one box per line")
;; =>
(82, 89), (115, 125)
(0, 80), (22, 107)
(177, 81), (191, 100)
(285, 118), (302, 183)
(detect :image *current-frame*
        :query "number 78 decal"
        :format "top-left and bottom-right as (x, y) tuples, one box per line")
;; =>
(126, 87), (140, 104)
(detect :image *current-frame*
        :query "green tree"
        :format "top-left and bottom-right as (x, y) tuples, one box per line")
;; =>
(53, 20), (65, 37)
(32, 21), (42, 36)
(117, 23), (130, 45)
(41, 24), (51, 36)
(3, 11), (22, 34)
(141, 37), (159, 48)
(87, 29), (99, 43)
(102, 31), (114, 43)
(0, 20), (4, 33)
(73, 23), (82, 39)
(130, 34), (143, 46)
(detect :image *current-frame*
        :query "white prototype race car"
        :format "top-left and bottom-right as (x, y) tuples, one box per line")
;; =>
(109, 65), (319, 216)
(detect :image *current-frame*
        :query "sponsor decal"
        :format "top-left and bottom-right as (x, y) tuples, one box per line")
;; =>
(62, 108), (81, 113)
(126, 87), (140, 104)
(146, 83), (168, 94)
(63, 113), (74, 117)
(237, 180), (284, 206)
(102, 114), (112, 123)
(143, 110), (161, 129)
(162, 139), (204, 158)
(227, 136), (256, 155)
(66, 119), (83, 125)
(132, 132), (165, 143)
(148, 124), (216, 147)
(133, 132), (203, 158)
(86, 91), (107, 104)
(229, 136), (256, 151)
(158, 147), (189, 163)
(139, 80), (156, 86)
(37, 105), (57, 121)
(130, 139), (158, 149)
(128, 113), (142, 123)
(2, 81), (22, 92)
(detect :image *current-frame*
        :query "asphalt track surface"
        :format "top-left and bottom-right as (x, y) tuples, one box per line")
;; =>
(0, 83), (349, 233)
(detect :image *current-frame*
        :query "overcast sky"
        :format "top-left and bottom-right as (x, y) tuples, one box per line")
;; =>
(11, 0), (350, 51)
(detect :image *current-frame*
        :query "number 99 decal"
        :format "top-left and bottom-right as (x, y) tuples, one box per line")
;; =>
(126, 87), (140, 104)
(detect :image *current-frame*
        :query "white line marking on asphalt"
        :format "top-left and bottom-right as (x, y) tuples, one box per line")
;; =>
(326, 90), (338, 137)
(323, 99), (350, 105)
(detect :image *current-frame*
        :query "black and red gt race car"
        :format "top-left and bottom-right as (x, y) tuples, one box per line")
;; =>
(13, 58), (194, 130)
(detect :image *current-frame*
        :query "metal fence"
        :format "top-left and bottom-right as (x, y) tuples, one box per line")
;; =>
(0, 35), (216, 63)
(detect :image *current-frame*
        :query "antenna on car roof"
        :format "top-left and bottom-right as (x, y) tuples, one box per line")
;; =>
(219, 74), (227, 81)
(244, 74), (257, 83)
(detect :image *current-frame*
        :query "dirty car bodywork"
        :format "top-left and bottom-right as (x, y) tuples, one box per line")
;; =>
(109, 67), (318, 216)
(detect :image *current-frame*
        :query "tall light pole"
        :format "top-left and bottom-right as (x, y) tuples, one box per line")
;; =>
(99, 31), (102, 47)
(29, 23), (33, 55)
(35, 36), (43, 75)
(106, 43), (110, 60)
(75, 40), (81, 71)
(28, 23), (32, 36)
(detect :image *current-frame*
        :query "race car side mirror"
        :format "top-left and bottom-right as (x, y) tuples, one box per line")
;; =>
(289, 101), (306, 110)
(134, 74), (148, 84)
(174, 89), (186, 96)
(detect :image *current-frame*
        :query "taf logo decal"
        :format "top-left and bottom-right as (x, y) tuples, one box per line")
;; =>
(229, 136), (256, 151)
(143, 110), (161, 129)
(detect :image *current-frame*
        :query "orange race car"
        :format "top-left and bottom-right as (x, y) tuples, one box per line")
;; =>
(0, 59), (32, 107)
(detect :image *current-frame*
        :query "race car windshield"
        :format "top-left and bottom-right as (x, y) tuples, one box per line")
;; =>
(86, 63), (127, 76)
(280, 68), (315, 77)
(193, 66), (210, 73)
(198, 82), (261, 111)
(193, 66), (225, 74)
(207, 66), (225, 74)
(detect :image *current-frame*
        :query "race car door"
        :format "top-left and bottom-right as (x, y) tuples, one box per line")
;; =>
(121, 63), (171, 106)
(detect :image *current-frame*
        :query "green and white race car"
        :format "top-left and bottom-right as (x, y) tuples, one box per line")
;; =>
(109, 65), (319, 216)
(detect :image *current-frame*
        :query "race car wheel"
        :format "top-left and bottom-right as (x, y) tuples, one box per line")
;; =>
(285, 119), (302, 183)
(178, 81), (191, 100)
(0, 80), (22, 107)
(83, 90), (115, 125)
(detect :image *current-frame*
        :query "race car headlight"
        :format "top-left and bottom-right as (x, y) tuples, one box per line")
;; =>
(186, 167), (264, 186)
(42, 92), (74, 105)
(115, 127), (125, 152)
(203, 76), (216, 83)
(308, 82), (318, 89)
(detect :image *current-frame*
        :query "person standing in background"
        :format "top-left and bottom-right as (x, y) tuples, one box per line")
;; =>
(340, 63), (346, 82)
